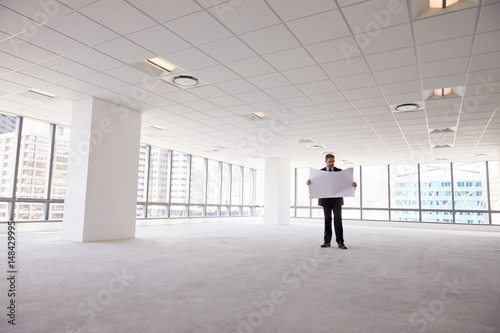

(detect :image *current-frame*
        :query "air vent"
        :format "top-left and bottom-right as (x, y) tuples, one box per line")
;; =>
(393, 103), (420, 112)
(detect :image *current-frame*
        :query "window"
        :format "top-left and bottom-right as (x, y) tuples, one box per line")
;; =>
(17, 119), (50, 199)
(148, 147), (170, 203)
(207, 160), (221, 205)
(170, 152), (189, 204)
(190, 156), (206, 204)
(221, 163), (231, 205)
(453, 162), (488, 224)
(420, 163), (452, 216)
(390, 164), (419, 212)
(231, 165), (242, 205)
(0, 114), (17, 198)
(243, 167), (254, 206)
(362, 165), (389, 208)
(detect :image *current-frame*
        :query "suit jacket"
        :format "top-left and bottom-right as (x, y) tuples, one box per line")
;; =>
(317, 167), (344, 207)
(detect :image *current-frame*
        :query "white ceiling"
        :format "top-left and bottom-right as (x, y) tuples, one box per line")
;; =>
(0, 0), (499, 168)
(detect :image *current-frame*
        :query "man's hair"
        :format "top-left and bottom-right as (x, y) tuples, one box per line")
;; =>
(325, 154), (335, 161)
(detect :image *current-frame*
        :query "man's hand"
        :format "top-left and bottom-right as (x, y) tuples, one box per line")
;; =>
(352, 182), (357, 188)
(306, 179), (311, 186)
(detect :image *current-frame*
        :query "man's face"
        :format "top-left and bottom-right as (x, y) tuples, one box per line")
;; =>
(325, 157), (335, 169)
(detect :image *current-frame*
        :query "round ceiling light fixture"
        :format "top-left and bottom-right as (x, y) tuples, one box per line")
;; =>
(172, 75), (199, 86)
(395, 103), (419, 112)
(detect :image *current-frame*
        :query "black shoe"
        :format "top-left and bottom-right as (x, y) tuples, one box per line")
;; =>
(320, 243), (331, 248)
(338, 243), (347, 249)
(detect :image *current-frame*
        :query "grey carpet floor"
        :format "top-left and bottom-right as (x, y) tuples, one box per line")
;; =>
(1, 221), (499, 333)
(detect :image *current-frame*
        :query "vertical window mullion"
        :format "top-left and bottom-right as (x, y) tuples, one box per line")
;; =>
(9, 117), (23, 221)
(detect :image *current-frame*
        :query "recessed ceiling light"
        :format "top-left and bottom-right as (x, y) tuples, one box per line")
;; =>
(172, 75), (199, 86)
(151, 125), (164, 130)
(429, 0), (458, 8)
(394, 103), (419, 112)
(434, 87), (452, 96)
(308, 145), (325, 149)
(146, 57), (176, 72)
(251, 112), (267, 119)
(28, 88), (55, 98)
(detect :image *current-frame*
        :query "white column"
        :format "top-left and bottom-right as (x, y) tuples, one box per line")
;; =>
(264, 158), (291, 225)
(62, 97), (142, 242)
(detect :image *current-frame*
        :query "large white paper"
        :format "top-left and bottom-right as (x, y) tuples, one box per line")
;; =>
(308, 168), (355, 199)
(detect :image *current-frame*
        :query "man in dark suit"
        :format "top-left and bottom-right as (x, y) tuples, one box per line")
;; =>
(306, 154), (357, 249)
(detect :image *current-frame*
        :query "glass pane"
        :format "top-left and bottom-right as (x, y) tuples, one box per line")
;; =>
(296, 208), (310, 218)
(422, 210), (453, 223)
(296, 168), (310, 207)
(455, 211), (486, 224)
(255, 207), (264, 217)
(488, 161), (500, 210)
(344, 166), (360, 208)
(137, 145), (148, 202)
(492, 213), (500, 225)
(15, 202), (44, 220)
(392, 210), (419, 221)
(17, 119), (51, 199)
(190, 157), (206, 204)
(243, 167), (254, 206)
(362, 210), (389, 220)
(453, 162), (488, 211)
(149, 147), (171, 203)
(51, 126), (70, 200)
(0, 202), (8, 221)
(420, 163), (452, 210)
(49, 203), (64, 220)
(0, 114), (17, 198)
(147, 205), (168, 218)
(231, 165), (242, 205)
(170, 152), (189, 203)
(290, 168), (295, 207)
(256, 169), (264, 206)
(189, 205), (204, 217)
(170, 205), (187, 217)
(362, 165), (389, 208)
(221, 163), (231, 205)
(206, 206), (218, 217)
(343, 209), (361, 220)
(242, 207), (251, 216)
(207, 160), (221, 205)
(220, 206), (229, 216)
(231, 206), (241, 216)
(390, 164), (419, 209)
(136, 205), (145, 218)
(312, 208), (323, 218)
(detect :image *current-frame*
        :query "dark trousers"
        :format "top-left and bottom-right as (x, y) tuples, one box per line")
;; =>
(323, 201), (343, 245)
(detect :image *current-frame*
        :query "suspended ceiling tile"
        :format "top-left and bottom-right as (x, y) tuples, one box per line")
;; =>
(207, 0), (280, 35)
(239, 24), (301, 55)
(46, 12), (119, 46)
(413, 8), (478, 45)
(127, 0), (202, 23)
(286, 10), (351, 45)
(126, 25), (191, 56)
(164, 11), (232, 46)
(79, 0), (157, 35)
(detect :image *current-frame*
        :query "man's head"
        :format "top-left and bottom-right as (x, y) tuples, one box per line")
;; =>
(325, 154), (335, 169)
